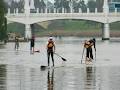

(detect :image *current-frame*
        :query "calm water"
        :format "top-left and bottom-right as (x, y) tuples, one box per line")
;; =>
(0, 37), (120, 90)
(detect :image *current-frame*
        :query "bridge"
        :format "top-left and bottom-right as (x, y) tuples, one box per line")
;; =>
(6, 0), (120, 40)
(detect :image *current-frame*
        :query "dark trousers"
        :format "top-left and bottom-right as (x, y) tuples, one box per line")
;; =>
(15, 42), (19, 50)
(47, 51), (54, 66)
(86, 47), (93, 59)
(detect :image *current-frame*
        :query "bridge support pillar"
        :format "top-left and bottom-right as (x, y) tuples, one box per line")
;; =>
(25, 24), (31, 39)
(102, 23), (110, 40)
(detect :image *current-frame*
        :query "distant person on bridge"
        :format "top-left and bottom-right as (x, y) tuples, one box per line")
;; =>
(14, 35), (19, 50)
(84, 38), (96, 62)
(47, 36), (55, 67)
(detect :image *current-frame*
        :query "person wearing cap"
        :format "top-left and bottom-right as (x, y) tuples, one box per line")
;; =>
(47, 37), (55, 66)
(84, 38), (96, 62)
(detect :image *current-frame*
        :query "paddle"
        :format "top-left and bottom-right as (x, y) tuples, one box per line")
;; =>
(94, 50), (96, 61)
(54, 53), (67, 61)
(81, 47), (85, 64)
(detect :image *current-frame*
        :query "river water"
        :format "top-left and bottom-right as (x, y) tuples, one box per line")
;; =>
(0, 37), (120, 90)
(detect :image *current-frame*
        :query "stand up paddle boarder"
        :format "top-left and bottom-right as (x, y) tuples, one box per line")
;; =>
(84, 38), (96, 62)
(47, 36), (55, 67)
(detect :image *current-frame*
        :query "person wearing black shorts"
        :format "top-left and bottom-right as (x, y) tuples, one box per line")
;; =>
(84, 38), (96, 61)
(30, 36), (35, 54)
(47, 37), (55, 66)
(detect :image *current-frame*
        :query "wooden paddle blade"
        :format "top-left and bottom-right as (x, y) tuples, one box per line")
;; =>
(62, 57), (67, 61)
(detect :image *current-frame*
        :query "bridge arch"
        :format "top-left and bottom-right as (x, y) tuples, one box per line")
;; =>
(29, 19), (103, 37)
(28, 17), (105, 25)
(109, 20), (120, 24)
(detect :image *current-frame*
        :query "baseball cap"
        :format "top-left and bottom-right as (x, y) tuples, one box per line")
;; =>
(49, 36), (53, 40)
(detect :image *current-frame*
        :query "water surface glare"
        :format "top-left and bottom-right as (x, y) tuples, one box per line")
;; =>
(0, 37), (120, 90)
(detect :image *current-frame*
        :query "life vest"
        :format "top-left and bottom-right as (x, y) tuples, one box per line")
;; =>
(47, 41), (54, 48)
(84, 41), (93, 48)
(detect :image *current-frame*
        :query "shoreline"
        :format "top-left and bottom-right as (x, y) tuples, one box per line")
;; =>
(7, 31), (120, 42)
(36, 31), (120, 37)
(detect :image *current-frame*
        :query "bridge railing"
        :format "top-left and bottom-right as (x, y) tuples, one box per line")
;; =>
(7, 7), (120, 15)
(6, 12), (120, 18)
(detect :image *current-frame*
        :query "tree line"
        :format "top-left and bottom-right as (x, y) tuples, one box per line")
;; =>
(0, 0), (7, 42)
(5, 0), (103, 13)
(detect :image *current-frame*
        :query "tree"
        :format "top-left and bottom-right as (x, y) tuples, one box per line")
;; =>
(87, 0), (96, 12)
(80, 0), (87, 12)
(0, 0), (7, 41)
(96, 0), (103, 12)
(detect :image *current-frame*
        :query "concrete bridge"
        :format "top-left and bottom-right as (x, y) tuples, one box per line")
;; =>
(6, 0), (120, 40)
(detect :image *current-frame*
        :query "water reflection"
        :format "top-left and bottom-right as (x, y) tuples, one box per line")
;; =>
(0, 65), (7, 90)
(0, 45), (5, 49)
(47, 69), (54, 90)
(85, 66), (96, 90)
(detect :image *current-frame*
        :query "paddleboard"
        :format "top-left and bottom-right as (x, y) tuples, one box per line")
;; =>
(85, 60), (93, 65)
(40, 65), (64, 70)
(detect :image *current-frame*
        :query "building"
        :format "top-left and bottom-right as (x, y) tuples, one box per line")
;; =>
(109, 0), (120, 12)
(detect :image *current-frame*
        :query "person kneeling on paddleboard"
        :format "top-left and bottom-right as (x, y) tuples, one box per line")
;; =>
(84, 38), (96, 62)
(47, 36), (55, 67)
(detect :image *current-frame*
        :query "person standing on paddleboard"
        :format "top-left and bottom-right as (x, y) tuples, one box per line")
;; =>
(47, 36), (55, 67)
(30, 35), (35, 54)
(84, 38), (96, 62)
(14, 35), (19, 50)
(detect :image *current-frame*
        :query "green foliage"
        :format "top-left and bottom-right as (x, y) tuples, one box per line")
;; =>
(0, 0), (7, 41)
(48, 20), (101, 31)
(87, 0), (96, 12)
(7, 23), (25, 36)
(96, 0), (103, 12)
(110, 22), (120, 30)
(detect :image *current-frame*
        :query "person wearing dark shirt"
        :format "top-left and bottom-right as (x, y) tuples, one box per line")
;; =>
(30, 36), (35, 54)
(84, 38), (96, 62)
(15, 36), (19, 50)
(47, 37), (55, 66)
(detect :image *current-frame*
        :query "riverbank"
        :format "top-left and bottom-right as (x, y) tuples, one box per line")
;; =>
(7, 20), (120, 38)
(36, 30), (120, 37)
